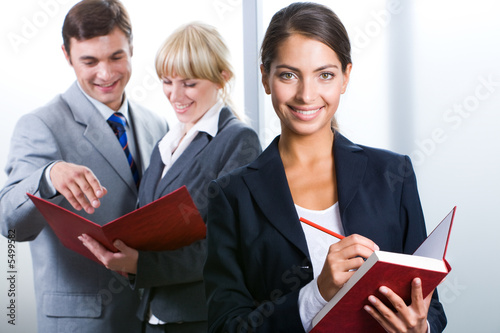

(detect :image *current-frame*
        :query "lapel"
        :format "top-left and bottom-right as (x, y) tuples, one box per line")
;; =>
(241, 132), (368, 257)
(153, 132), (210, 199)
(138, 144), (163, 205)
(153, 107), (236, 199)
(333, 132), (368, 235)
(128, 101), (158, 172)
(62, 82), (136, 194)
(242, 137), (310, 258)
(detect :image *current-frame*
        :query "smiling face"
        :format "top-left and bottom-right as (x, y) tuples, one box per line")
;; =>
(63, 27), (132, 111)
(261, 34), (351, 137)
(161, 75), (221, 131)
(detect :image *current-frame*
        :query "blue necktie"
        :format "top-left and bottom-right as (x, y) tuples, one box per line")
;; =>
(107, 112), (140, 188)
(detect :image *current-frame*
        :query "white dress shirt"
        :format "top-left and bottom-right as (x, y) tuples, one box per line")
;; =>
(296, 203), (343, 332)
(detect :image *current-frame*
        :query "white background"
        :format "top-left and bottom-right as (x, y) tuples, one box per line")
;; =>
(1, 0), (499, 332)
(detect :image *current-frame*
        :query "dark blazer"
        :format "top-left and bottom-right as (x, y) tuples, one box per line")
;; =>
(0, 82), (167, 333)
(204, 132), (447, 332)
(133, 107), (262, 327)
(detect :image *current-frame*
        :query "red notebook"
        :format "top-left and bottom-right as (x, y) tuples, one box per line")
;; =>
(28, 186), (206, 265)
(311, 207), (455, 333)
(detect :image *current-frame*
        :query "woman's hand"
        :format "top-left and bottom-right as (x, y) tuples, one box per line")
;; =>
(317, 234), (379, 301)
(78, 234), (138, 274)
(364, 278), (433, 333)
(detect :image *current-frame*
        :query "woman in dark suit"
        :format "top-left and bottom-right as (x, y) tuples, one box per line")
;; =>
(203, 3), (446, 333)
(80, 22), (261, 332)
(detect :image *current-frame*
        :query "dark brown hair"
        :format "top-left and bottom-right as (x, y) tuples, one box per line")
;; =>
(62, 0), (132, 56)
(260, 2), (351, 74)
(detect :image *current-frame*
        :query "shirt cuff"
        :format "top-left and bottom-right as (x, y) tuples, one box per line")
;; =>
(298, 277), (328, 332)
(40, 162), (58, 198)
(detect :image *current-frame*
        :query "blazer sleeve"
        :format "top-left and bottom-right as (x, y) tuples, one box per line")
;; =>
(133, 125), (262, 288)
(204, 180), (306, 333)
(400, 156), (447, 332)
(0, 113), (65, 241)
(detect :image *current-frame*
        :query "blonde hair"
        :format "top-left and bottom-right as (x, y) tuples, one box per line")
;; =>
(155, 22), (241, 119)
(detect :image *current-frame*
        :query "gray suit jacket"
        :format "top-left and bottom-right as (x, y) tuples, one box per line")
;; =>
(0, 82), (167, 333)
(134, 107), (261, 326)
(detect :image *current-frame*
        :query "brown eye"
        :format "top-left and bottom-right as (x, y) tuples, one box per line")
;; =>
(280, 72), (295, 80)
(320, 72), (334, 80)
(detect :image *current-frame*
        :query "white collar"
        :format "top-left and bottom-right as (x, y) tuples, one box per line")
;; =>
(76, 81), (130, 125)
(157, 100), (224, 173)
(188, 99), (224, 138)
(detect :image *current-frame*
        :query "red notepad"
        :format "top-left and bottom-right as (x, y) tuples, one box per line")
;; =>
(311, 207), (455, 333)
(28, 186), (206, 265)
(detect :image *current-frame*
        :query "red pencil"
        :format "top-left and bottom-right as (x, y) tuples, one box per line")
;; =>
(299, 217), (345, 240)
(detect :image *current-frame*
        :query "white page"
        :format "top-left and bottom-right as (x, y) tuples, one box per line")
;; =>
(413, 207), (455, 260)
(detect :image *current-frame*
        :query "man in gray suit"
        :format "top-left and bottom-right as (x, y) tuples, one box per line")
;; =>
(0, 1), (167, 332)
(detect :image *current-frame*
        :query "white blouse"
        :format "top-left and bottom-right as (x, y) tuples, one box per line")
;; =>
(296, 203), (344, 332)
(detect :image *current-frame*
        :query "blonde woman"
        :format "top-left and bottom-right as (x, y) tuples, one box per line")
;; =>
(80, 22), (261, 332)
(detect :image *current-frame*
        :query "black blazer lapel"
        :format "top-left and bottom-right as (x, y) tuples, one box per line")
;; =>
(241, 132), (367, 257)
(242, 137), (310, 258)
(334, 132), (368, 234)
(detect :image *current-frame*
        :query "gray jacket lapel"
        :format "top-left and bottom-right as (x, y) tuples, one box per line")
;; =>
(153, 107), (236, 199)
(138, 144), (163, 206)
(128, 101), (160, 173)
(154, 132), (210, 199)
(62, 82), (136, 194)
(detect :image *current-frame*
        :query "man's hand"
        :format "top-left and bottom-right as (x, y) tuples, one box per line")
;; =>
(50, 161), (107, 214)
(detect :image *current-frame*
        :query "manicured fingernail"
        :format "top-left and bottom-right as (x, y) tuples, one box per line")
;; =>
(368, 295), (377, 304)
(364, 305), (372, 312)
(415, 278), (421, 286)
(374, 244), (380, 251)
(78, 236), (83, 241)
(96, 190), (103, 197)
(92, 200), (99, 207)
(379, 286), (388, 294)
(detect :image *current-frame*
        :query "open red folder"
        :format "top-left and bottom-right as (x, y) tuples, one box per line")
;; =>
(28, 186), (206, 265)
(311, 207), (455, 333)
